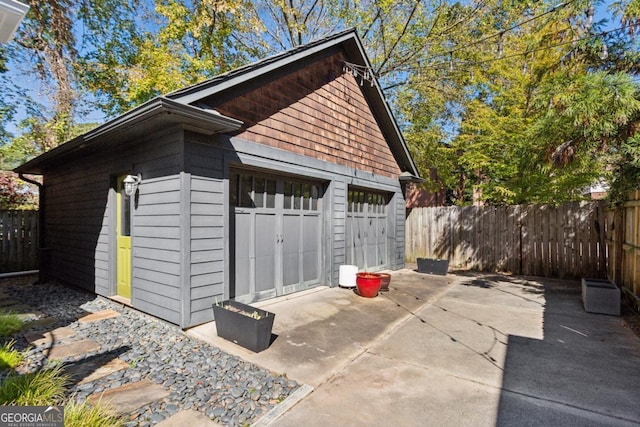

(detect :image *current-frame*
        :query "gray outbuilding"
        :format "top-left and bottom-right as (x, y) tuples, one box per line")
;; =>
(16, 29), (422, 328)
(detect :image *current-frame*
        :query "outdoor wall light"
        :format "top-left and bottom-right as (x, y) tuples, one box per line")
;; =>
(123, 173), (142, 197)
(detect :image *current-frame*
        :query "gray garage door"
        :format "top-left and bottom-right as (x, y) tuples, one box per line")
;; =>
(346, 188), (389, 270)
(230, 170), (323, 302)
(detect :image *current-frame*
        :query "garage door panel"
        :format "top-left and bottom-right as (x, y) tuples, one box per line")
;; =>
(303, 214), (321, 282)
(231, 170), (323, 301)
(283, 214), (301, 287)
(346, 188), (389, 270)
(233, 212), (251, 297)
(255, 213), (276, 292)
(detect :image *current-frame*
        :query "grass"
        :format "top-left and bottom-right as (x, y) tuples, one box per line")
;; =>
(0, 312), (23, 337)
(63, 399), (126, 427)
(0, 363), (68, 406)
(0, 340), (24, 370)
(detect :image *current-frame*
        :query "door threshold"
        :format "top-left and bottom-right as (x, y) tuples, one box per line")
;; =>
(110, 295), (131, 306)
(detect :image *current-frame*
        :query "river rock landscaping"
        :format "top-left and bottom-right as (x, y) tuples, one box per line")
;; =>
(1, 276), (299, 426)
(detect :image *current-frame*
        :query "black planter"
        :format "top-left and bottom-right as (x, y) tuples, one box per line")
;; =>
(212, 300), (275, 352)
(417, 258), (449, 275)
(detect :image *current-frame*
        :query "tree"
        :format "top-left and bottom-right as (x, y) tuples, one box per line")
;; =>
(398, 0), (640, 205)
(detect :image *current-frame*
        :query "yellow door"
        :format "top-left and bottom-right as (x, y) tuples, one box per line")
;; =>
(116, 176), (132, 298)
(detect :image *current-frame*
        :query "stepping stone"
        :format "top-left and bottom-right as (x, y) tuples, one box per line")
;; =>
(78, 309), (120, 323)
(155, 410), (222, 426)
(15, 311), (42, 322)
(66, 357), (129, 385)
(87, 380), (169, 415)
(24, 326), (76, 346)
(46, 339), (100, 360)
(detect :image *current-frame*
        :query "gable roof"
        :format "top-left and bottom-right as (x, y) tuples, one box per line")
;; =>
(167, 28), (420, 179)
(16, 29), (420, 180)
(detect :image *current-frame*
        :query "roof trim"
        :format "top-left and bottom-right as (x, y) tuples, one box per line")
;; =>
(15, 97), (243, 174)
(0, 0), (28, 43)
(167, 29), (358, 104)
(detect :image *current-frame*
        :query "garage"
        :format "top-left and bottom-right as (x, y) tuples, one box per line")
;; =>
(15, 29), (422, 328)
(230, 168), (324, 302)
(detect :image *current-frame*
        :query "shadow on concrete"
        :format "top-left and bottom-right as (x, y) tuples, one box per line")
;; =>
(496, 279), (640, 425)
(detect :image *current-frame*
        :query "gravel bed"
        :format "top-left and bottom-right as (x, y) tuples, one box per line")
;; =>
(1, 279), (299, 426)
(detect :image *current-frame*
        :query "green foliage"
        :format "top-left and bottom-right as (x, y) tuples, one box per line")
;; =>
(0, 364), (69, 406)
(0, 312), (23, 337)
(0, 341), (24, 370)
(399, 0), (640, 205)
(63, 399), (126, 427)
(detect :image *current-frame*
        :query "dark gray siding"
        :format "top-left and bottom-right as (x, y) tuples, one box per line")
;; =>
(185, 133), (226, 326)
(132, 175), (182, 325)
(392, 191), (406, 269)
(189, 175), (225, 325)
(42, 127), (185, 321)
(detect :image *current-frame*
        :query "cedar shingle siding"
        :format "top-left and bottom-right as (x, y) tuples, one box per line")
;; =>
(214, 53), (400, 178)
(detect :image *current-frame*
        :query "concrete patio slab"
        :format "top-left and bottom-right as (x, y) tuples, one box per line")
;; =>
(256, 272), (640, 426)
(188, 271), (455, 387)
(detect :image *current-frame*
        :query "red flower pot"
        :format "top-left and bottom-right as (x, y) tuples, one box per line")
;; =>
(356, 273), (382, 298)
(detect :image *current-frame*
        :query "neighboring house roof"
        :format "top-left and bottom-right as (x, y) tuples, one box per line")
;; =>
(16, 29), (421, 179)
(0, 0), (28, 43)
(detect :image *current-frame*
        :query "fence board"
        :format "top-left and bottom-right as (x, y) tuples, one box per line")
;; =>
(0, 210), (39, 273)
(406, 201), (608, 279)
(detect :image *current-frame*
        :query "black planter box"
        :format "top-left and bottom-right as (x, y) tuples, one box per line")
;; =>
(212, 300), (275, 352)
(417, 258), (449, 275)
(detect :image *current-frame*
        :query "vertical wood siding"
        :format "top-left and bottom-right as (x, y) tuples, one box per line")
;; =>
(406, 202), (607, 278)
(213, 51), (401, 179)
(0, 210), (38, 272)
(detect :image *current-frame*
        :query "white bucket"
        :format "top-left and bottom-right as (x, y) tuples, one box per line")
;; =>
(339, 265), (358, 288)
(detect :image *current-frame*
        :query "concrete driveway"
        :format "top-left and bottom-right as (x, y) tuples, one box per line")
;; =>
(188, 269), (640, 426)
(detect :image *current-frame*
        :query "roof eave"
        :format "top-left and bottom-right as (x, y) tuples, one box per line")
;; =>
(15, 97), (243, 175)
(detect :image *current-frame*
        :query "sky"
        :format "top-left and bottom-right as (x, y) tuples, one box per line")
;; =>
(0, 0), (630, 141)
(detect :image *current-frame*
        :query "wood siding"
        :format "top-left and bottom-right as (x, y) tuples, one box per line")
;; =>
(213, 51), (401, 179)
(607, 190), (640, 302)
(0, 210), (38, 273)
(406, 202), (607, 278)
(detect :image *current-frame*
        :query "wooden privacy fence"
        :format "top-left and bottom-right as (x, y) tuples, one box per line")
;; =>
(0, 210), (39, 273)
(607, 190), (640, 303)
(406, 201), (607, 279)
